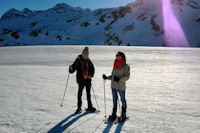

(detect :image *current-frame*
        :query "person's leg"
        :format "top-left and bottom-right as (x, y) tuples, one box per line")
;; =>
(77, 83), (84, 109)
(108, 89), (118, 120)
(118, 90), (127, 114)
(85, 81), (93, 109)
(111, 89), (118, 114)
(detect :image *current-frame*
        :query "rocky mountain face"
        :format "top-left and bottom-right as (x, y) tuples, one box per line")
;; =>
(0, 0), (199, 47)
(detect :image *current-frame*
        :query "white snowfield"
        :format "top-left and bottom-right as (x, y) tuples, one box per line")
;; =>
(0, 46), (200, 133)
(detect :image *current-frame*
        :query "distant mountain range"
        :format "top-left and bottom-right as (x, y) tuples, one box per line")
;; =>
(0, 0), (199, 47)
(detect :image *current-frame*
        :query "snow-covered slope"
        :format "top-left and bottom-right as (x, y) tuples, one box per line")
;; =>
(0, 46), (200, 132)
(0, 0), (199, 47)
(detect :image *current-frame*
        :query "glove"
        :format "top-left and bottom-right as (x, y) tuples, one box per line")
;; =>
(102, 74), (107, 80)
(69, 66), (73, 73)
(114, 76), (119, 82)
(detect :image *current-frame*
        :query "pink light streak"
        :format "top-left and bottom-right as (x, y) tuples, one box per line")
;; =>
(162, 0), (189, 47)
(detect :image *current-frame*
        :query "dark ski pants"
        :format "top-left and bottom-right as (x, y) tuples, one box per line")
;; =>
(112, 88), (127, 114)
(77, 81), (93, 109)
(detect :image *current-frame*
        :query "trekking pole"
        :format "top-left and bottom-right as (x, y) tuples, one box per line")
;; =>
(91, 84), (100, 111)
(60, 73), (70, 107)
(103, 80), (107, 118)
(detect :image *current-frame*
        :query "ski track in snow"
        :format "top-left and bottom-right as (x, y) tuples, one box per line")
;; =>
(0, 46), (200, 133)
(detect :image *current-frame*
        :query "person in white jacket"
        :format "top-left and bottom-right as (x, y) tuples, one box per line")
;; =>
(103, 51), (130, 122)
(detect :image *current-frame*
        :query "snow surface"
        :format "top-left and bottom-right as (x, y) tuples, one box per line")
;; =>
(0, 46), (200, 133)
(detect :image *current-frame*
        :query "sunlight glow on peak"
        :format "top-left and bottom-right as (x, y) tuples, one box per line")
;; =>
(162, 0), (189, 47)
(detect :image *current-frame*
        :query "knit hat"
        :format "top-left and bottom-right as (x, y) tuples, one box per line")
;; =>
(82, 47), (89, 56)
(116, 51), (126, 62)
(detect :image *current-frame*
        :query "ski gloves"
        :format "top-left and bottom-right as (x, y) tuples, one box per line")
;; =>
(102, 74), (119, 82)
(102, 74), (107, 80)
(114, 77), (119, 82)
(69, 66), (73, 73)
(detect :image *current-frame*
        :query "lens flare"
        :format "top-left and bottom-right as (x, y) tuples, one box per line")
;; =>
(162, 0), (189, 47)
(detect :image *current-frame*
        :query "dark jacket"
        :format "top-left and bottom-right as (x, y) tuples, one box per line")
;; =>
(69, 55), (95, 84)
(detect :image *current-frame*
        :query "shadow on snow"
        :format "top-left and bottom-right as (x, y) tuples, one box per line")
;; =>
(103, 121), (125, 133)
(48, 111), (90, 133)
(48, 111), (125, 133)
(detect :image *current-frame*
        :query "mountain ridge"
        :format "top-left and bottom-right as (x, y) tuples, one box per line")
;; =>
(0, 0), (199, 47)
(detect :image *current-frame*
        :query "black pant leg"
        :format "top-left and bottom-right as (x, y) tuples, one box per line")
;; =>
(85, 81), (92, 108)
(78, 83), (84, 108)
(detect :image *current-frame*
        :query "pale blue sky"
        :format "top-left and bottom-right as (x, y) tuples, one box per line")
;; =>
(0, 0), (135, 17)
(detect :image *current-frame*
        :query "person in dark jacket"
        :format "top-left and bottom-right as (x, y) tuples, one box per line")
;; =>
(69, 47), (96, 114)
(103, 51), (130, 122)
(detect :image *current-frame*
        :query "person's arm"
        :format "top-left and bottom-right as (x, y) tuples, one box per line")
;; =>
(88, 60), (95, 78)
(107, 71), (113, 80)
(69, 58), (79, 73)
(119, 65), (130, 82)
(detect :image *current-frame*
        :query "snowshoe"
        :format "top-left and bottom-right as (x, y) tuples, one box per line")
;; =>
(108, 113), (117, 121)
(75, 108), (82, 114)
(117, 114), (129, 123)
(85, 107), (97, 113)
(104, 113), (117, 124)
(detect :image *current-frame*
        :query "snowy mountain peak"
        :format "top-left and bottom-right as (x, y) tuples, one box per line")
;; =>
(1, 8), (35, 19)
(49, 3), (86, 13)
(127, 0), (200, 9)
(21, 8), (35, 17)
(0, 0), (199, 47)
(1, 8), (21, 19)
(180, 0), (199, 7)
(22, 8), (33, 14)
(53, 3), (73, 10)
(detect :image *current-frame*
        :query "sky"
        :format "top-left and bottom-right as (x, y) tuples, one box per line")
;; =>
(0, 0), (135, 17)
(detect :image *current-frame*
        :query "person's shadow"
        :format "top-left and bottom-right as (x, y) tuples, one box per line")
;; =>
(102, 121), (114, 133)
(102, 121), (125, 133)
(48, 111), (89, 133)
(114, 122), (125, 133)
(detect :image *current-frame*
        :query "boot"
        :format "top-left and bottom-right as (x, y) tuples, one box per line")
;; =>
(75, 108), (82, 114)
(86, 106), (96, 112)
(118, 113), (126, 122)
(108, 112), (117, 121)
